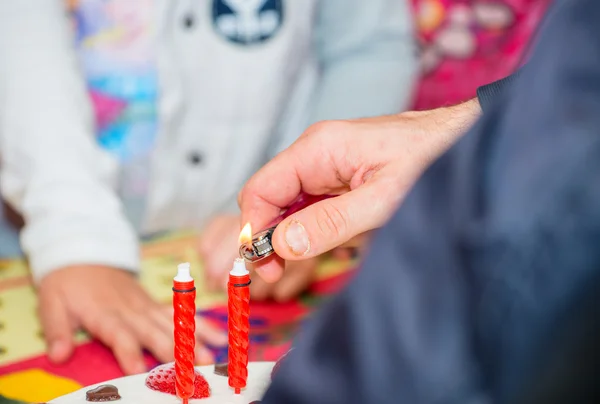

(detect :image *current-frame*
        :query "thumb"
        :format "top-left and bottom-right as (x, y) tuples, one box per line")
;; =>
(38, 290), (74, 363)
(271, 181), (396, 260)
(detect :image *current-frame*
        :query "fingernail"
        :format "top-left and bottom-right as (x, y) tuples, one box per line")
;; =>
(285, 220), (310, 256)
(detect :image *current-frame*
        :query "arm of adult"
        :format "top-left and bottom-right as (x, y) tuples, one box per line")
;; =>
(239, 99), (481, 282)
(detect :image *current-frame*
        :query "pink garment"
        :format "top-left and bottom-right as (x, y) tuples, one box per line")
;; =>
(411, 0), (551, 110)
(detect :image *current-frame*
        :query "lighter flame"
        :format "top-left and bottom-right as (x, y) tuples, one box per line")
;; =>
(239, 222), (253, 245)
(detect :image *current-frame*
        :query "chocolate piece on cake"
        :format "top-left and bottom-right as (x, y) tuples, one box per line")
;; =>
(85, 385), (121, 402)
(248, 401), (261, 404)
(214, 362), (228, 377)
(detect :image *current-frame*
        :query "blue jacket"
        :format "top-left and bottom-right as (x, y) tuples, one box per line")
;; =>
(263, 1), (600, 403)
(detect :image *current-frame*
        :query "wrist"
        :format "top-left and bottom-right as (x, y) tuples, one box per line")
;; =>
(392, 98), (482, 166)
(441, 98), (482, 137)
(408, 98), (480, 146)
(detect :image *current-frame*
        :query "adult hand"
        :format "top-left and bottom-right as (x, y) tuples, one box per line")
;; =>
(200, 214), (317, 301)
(239, 100), (481, 282)
(38, 265), (228, 375)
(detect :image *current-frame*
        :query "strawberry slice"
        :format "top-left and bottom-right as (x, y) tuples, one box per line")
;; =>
(145, 362), (210, 398)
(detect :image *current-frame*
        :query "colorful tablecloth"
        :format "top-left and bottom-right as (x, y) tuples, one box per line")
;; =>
(0, 232), (354, 402)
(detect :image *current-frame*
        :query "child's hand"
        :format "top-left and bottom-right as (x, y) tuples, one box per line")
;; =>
(249, 258), (318, 302)
(37, 265), (227, 374)
(199, 214), (240, 291)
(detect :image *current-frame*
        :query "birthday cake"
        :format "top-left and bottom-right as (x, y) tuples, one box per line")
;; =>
(50, 361), (276, 404)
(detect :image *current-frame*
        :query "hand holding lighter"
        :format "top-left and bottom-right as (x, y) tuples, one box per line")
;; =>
(238, 193), (332, 263)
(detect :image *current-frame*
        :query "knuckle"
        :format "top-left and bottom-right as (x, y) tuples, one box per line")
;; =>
(304, 120), (346, 139)
(316, 202), (348, 240)
(129, 296), (152, 313)
(303, 121), (327, 137)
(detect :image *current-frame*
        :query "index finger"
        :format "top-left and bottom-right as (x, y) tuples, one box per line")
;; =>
(239, 148), (302, 233)
(238, 151), (293, 281)
(239, 128), (346, 233)
(238, 125), (351, 282)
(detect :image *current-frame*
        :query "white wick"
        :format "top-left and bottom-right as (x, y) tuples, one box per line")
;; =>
(230, 257), (249, 276)
(174, 262), (193, 282)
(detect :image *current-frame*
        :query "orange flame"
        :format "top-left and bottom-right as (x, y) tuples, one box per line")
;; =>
(239, 223), (252, 245)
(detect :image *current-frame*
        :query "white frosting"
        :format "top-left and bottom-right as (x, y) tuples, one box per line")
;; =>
(51, 362), (274, 404)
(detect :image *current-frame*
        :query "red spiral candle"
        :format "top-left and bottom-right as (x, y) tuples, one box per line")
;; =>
(173, 262), (196, 404)
(228, 258), (251, 394)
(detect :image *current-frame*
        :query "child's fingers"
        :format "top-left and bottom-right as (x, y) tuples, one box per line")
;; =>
(198, 217), (231, 258)
(124, 305), (174, 365)
(206, 250), (238, 292)
(251, 254), (285, 284)
(195, 316), (228, 348)
(82, 310), (146, 375)
(152, 305), (175, 335)
(111, 326), (147, 375)
(195, 345), (215, 365)
(250, 274), (276, 301)
(201, 219), (240, 291)
(272, 259), (318, 302)
(38, 289), (74, 364)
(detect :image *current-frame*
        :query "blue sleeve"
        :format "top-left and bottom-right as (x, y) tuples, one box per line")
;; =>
(476, 69), (522, 113)
(262, 0), (600, 403)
